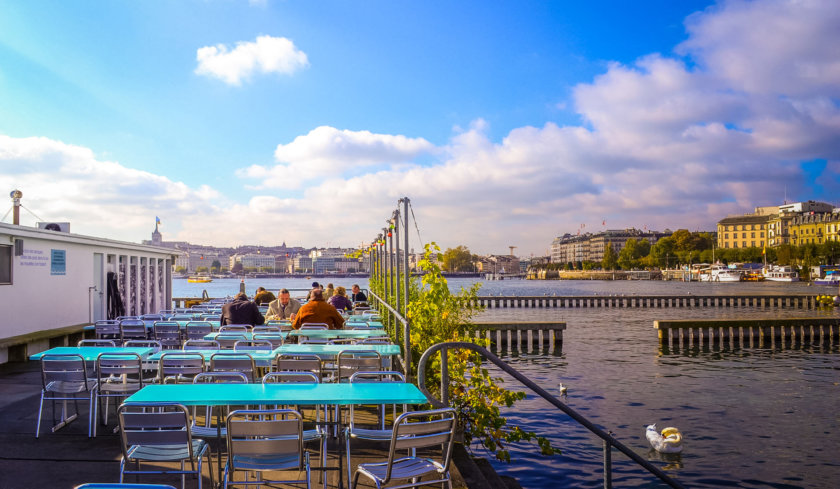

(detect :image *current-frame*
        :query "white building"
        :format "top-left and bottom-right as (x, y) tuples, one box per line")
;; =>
(0, 221), (175, 364)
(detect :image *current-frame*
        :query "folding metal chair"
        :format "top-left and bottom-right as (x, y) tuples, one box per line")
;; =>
(219, 325), (251, 333)
(120, 319), (148, 342)
(36, 354), (97, 438)
(94, 320), (122, 343)
(209, 353), (256, 382)
(183, 340), (221, 351)
(233, 340), (273, 353)
(78, 339), (117, 347)
(158, 352), (205, 384)
(216, 335), (247, 350)
(118, 402), (214, 489)
(191, 372), (250, 478)
(154, 321), (183, 350)
(93, 352), (150, 436)
(223, 409), (311, 489)
(352, 408), (457, 489)
(185, 321), (214, 341)
(252, 333), (283, 349)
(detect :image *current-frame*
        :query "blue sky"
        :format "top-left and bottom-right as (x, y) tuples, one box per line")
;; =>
(1, 0), (838, 255)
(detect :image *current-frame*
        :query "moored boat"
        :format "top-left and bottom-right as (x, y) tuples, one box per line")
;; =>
(762, 266), (800, 282)
(699, 265), (742, 282)
(814, 270), (840, 285)
(187, 276), (213, 283)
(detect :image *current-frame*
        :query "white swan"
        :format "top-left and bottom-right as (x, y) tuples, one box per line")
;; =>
(646, 424), (683, 453)
(558, 383), (568, 395)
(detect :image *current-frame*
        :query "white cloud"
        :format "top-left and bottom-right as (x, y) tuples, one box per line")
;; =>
(195, 35), (308, 85)
(238, 126), (435, 189)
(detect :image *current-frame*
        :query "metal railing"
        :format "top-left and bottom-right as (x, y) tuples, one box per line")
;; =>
(368, 290), (410, 380)
(418, 341), (688, 489)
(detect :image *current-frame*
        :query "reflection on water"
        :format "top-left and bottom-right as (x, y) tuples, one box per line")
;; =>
(175, 278), (840, 488)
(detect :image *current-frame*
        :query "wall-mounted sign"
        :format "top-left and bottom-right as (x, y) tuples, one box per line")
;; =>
(51, 249), (66, 275)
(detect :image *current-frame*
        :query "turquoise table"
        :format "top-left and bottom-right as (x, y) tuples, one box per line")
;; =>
(147, 348), (281, 367)
(124, 382), (427, 406)
(288, 329), (388, 340)
(29, 346), (155, 361)
(278, 344), (400, 358)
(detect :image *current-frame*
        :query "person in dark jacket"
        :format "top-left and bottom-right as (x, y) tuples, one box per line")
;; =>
(221, 292), (265, 326)
(351, 284), (368, 303)
(253, 287), (276, 305)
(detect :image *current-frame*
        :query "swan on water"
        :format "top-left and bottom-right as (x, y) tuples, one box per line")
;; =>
(558, 383), (568, 395)
(646, 424), (683, 453)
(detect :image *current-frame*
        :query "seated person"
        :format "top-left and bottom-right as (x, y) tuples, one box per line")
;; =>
(327, 286), (354, 311)
(351, 284), (368, 303)
(324, 283), (335, 299)
(292, 288), (345, 330)
(266, 288), (302, 320)
(253, 286), (276, 305)
(221, 292), (265, 326)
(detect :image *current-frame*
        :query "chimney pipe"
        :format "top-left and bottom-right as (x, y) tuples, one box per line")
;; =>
(10, 190), (22, 225)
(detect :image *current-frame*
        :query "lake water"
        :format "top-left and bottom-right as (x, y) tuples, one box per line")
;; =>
(174, 278), (840, 489)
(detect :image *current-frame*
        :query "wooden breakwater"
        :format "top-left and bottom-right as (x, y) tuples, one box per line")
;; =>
(655, 318), (840, 349)
(472, 294), (822, 309)
(469, 321), (566, 348)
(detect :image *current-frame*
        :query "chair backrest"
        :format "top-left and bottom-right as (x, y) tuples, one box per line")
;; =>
(183, 340), (221, 351)
(262, 371), (320, 384)
(76, 483), (178, 489)
(185, 321), (213, 340)
(219, 324), (251, 332)
(356, 337), (392, 345)
(169, 314), (194, 321)
(252, 326), (280, 333)
(141, 314), (165, 321)
(234, 340), (273, 352)
(337, 350), (382, 382)
(252, 334), (283, 348)
(123, 340), (162, 352)
(384, 408), (457, 482)
(275, 354), (322, 379)
(267, 320), (293, 332)
(216, 334), (247, 350)
(301, 323), (329, 330)
(118, 403), (195, 458)
(154, 321), (182, 349)
(158, 352), (205, 383)
(40, 354), (90, 391)
(120, 319), (148, 341)
(94, 320), (121, 339)
(209, 353), (256, 381)
(96, 352), (144, 393)
(225, 409), (305, 471)
(78, 339), (117, 347)
(194, 371), (249, 384)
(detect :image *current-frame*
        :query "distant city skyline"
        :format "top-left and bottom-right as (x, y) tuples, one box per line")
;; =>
(1, 1), (838, 256)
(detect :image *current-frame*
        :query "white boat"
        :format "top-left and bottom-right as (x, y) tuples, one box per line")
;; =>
(814, 270), (840, 285)
(762, 266), (800, 282)
(699, 265), (742, 282)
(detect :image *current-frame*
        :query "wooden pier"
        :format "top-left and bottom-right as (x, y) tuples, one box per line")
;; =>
(473, 294), (822, 309)
(655, 318), (840, 349)
(469, 321), (566, 348)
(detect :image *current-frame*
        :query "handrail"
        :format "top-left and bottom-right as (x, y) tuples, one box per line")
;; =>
(418, 341), (687, 489)
(368, 290), (410, 379)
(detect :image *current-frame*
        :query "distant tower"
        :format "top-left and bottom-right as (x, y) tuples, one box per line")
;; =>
(151, 220), (162, 246)
(509, 245), (517, 256)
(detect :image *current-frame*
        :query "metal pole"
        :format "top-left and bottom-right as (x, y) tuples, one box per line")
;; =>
(603, 439), (612, 489)
(402, 197), (412, 380)
(393, 212), (401, 317)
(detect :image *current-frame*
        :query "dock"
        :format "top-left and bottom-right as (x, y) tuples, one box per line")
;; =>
(471, 321), (566, 348)
(655, 317), (840, 349)
(472, 294), (823, 309)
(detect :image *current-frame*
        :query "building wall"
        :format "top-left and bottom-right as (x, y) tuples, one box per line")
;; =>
(717, 215), (771, 249)
(0, 223), (173, 361)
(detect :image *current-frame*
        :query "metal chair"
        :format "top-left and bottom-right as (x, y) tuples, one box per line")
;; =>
(209, 353), (256, 382)
(262, 372), (327, 489)
(123, 340), (162, 353)
(36, 354), (97, 438)
(357, 337), (392, 345)
(223, 409), (311, 489)
(191, 372), (250, 477)
(158, 352), (205, 384)
(252, 333), (283, 348)
(75, 484), (177, 489)
(252, 326), (280, 333)
(344, 372), (408, 483)
(118, 402), (214, 489)
(141, 314), (166, 321)
(94, 320), (122, 343)
(120, 319), (148, 342)
(185, 321), (214, 341)
(78, 339), (117, 347)
(154, 321), (182, 350)
(216, 334), (248, 350)
(275, 354), (323, 381)
(233, 340), (273, 352)
(219, 324), (251, 333)
(184, 340), (221, 351)
(336, 350), (382, 383)
(301, 323), (329, 330)
(93, 352), (150, 436)
(352, 408), (457, 489)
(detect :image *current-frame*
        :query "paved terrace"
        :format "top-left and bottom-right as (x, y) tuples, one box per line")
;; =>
(0, 361), (507, 489)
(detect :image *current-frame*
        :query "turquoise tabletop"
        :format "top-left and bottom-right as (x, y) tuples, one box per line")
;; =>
(124, 382), (428, 406)
(278, 344), (400, 356)
(147, 348), (281, 367)
(29, 346), (155, 361)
